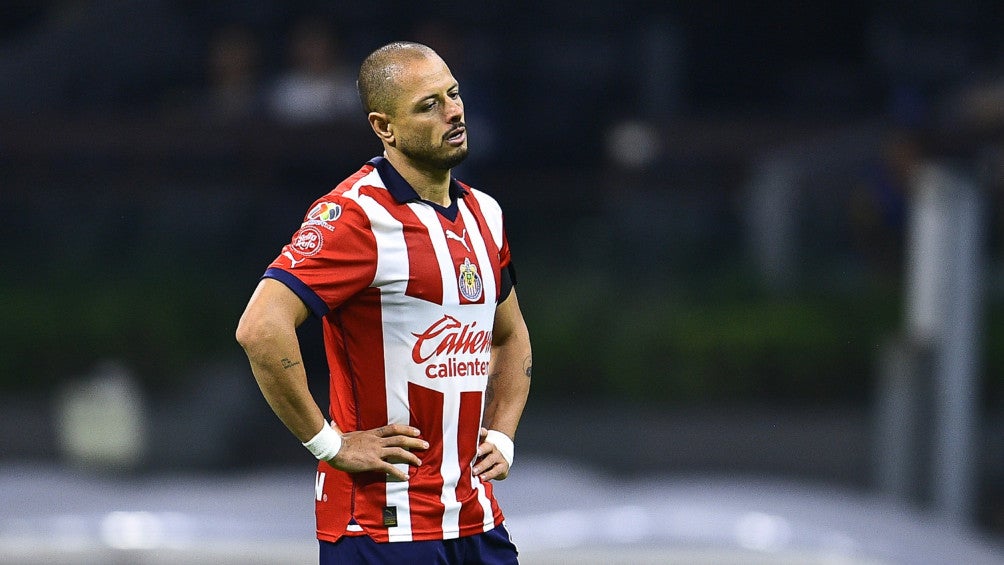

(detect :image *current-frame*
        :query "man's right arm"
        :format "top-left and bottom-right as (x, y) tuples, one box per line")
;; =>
(236, 277), (427, 479)
(236, 278), (326, 442)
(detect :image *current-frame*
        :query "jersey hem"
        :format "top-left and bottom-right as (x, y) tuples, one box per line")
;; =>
(316, 520), (505, 544)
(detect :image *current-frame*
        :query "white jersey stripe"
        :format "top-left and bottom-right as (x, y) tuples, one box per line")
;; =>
(353, 191), (414, 541)
(439, 391), (462, 538)
(468, 374), (495, 532)
(468, 189), (504, 250)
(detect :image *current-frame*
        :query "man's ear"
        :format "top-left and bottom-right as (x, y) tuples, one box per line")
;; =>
(368, 112), (394, 145)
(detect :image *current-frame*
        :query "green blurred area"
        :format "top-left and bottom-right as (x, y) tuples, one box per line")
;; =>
(523, 274), (896, 404)
(11, 255), (1001, 408)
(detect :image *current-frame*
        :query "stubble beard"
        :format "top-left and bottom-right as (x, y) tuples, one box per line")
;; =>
(436, 146), (469, 171)
(400, 138), (469, 173)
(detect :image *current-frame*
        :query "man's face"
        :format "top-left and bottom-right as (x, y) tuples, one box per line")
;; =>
(388, 55), (468, 172)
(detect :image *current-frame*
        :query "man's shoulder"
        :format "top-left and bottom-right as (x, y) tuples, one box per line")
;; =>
(461, 183), (504, 216)
(330, 161), (383, 197)
(293, 163), (379, 225)
(308, 162), (386, 207)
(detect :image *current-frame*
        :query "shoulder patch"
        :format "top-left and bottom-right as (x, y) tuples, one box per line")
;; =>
(307, 201), (343, 223)
(291, 225), (324, 257)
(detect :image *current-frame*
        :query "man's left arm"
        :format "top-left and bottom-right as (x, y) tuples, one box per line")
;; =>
(474, 289), (531, 481)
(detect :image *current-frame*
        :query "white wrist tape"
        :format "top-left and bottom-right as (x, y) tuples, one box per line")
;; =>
(302, 421), (343, 461)
(485, 429), (514, 468)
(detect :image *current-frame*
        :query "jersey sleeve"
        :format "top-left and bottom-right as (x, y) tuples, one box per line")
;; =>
(498, 214), (511, 270)
(496, 213), (516, 302)
(263, 197), (377, 317)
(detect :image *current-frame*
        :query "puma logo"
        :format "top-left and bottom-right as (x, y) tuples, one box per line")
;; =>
(445, 229), (471, 252)
(283, 250), (306, 268)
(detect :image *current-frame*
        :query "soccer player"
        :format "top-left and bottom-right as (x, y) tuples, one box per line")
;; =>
(236, 41), (532, 564)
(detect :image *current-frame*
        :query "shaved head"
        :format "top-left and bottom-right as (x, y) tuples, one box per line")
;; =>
(357, 41), (441, 115)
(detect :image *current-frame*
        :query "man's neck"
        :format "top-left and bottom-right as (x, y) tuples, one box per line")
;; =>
(383, 152), (452, 207)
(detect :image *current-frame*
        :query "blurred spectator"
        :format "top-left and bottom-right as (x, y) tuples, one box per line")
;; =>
(266, 17), (357, 125)
(599, 117), (674, 274)
(948, 74), (1004, 132)
(200, 24), (265, 123)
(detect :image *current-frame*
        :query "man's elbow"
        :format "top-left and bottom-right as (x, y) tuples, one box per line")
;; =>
(235, 309), (270, 354)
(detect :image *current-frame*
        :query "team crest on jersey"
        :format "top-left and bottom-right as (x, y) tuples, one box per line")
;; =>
(457, 258), (483, 302)
(307, 201), (343, 223)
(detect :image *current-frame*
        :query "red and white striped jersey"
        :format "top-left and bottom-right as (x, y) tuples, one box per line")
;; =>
(263, 157), (511, 543)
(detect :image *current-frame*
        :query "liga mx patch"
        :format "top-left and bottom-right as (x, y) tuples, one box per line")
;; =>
(307, 201), (343, 222)
(458, 257), (483, 302)
(382, 506), (398, 527)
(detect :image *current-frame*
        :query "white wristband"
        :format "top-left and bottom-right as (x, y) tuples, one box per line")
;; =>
(302, 421), (343, 461)
(485, 430), (514, 468)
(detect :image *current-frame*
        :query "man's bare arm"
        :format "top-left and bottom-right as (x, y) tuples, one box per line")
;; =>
(474, 289), (531, 480)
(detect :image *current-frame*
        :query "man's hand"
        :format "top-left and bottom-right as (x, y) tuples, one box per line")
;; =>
(332, 424), (428, 481)
(473, 427), (511, 481)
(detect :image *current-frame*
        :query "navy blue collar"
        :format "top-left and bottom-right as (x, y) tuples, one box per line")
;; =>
(369, 156), (467, 221)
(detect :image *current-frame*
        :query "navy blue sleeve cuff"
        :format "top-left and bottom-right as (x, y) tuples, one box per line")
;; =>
(263, 267), (330, 318)
(498, 262), (516, 303)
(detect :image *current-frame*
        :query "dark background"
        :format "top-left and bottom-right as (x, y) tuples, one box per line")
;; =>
(3, 0), (1004, 543)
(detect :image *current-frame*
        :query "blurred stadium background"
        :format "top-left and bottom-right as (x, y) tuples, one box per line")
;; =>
(2, 1), (1004, 563)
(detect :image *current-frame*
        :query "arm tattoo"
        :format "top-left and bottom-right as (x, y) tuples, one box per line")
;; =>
(485, 355), (531, 405)
(280, 357), (301, 370)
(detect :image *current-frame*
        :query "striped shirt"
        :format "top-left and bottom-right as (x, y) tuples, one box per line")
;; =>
(264, 156), (511, 543)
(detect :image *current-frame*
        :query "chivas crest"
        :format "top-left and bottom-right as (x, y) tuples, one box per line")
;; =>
(457, 258), (483, 302)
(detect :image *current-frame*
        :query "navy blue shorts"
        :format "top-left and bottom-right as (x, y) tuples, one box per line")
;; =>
(319, 523), (518, 564)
